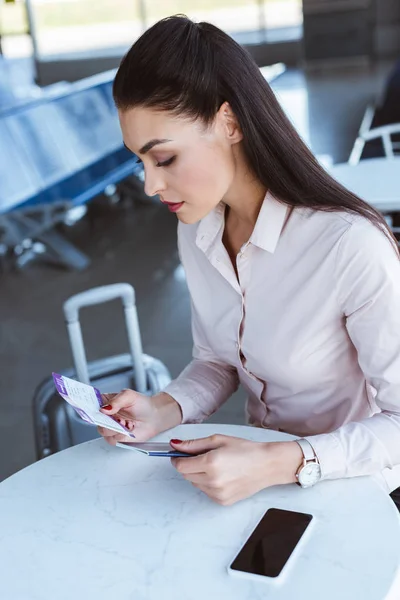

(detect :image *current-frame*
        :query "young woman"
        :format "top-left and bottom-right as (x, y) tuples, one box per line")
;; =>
(98, 16), (400, 508)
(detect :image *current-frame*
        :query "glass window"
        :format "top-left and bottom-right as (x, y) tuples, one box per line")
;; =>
(0, 0), (28, 36)
(145, 0), (260, 42)
(29, 0), (142, 57)
(263, 0), (302, 30)
(0, 0), (32, 58)
(145, 1), (302, 42)
(25, 0), (303, 59)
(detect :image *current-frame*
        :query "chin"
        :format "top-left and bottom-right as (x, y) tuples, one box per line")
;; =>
(176, 212), (202, 225)
(177, 204), (216, 225)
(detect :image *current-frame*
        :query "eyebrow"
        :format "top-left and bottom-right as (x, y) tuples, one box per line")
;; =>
(123, 138), (172, 155)
(139, 138), (172, 154)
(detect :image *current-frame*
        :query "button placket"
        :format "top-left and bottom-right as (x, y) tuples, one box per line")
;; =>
(236, 243), (252, 295)
(235, 284), (245, 359)
(236, 245), (254, 366)
(235, 244), (269, 425)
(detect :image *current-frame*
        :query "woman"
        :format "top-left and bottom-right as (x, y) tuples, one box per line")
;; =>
(97, 16), (400, 508)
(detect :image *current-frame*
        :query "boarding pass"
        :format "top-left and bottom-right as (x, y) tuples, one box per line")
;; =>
(52, 373), (135, 438)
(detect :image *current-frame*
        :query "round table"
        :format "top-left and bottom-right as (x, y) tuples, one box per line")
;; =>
(329, 157), (400, 212)
(1, 424), (400, 600)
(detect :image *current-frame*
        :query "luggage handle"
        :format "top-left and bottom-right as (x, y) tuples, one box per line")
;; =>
(63, 283), (147, 393)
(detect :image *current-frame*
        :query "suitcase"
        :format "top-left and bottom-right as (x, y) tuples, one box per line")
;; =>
(32, 283), (172, 460)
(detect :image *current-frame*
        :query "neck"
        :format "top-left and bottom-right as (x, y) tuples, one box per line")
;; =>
(222, 149), (267, 229)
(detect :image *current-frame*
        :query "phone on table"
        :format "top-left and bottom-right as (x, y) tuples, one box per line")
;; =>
(228, 508), (313, 580)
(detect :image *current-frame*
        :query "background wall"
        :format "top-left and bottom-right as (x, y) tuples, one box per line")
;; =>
(374, 0), (400, 58)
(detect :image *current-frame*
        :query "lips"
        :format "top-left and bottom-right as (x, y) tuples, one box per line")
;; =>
(162, 201), (184, 213)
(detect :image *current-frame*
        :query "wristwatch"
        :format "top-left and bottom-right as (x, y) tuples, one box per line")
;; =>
(295, 439), (321, 488)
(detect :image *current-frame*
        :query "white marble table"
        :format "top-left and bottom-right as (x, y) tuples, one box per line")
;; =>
(1, 423), (400, 600)
(329, 158), (400, 212)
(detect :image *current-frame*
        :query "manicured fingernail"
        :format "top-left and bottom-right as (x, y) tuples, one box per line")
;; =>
(171, 439), (183, 444)
(102, 405), (112, 410)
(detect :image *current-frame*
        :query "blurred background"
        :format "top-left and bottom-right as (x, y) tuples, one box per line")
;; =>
(1, 0), (399, 482)
(1, 0), (302, 61)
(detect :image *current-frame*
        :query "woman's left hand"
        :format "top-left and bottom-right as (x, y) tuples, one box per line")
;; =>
(170, 434), (303, 506)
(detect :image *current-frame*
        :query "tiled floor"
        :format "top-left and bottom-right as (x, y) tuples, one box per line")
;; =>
(0, 56), (395, 482)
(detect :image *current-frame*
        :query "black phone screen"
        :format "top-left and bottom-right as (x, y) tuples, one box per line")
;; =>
(230, 508), (313, 579)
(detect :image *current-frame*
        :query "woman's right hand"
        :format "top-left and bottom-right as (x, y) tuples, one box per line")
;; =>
(97, 390), (182, 445)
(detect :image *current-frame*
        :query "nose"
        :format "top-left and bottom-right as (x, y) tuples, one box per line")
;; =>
(143, 166), (165, 198)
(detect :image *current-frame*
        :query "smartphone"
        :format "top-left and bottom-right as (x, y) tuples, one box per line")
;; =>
(228, 508), (313, 580)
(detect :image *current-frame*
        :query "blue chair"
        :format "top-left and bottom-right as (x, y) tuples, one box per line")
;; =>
(0, 70), (143, 270)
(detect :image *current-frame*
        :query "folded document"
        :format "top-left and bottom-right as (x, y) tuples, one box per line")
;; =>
(53, 373), (135, 438)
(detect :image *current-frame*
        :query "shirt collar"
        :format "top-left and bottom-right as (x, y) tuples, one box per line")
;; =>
(195, 201), (225, 253)
(250, 191), (290, 253)
(195, 191), (289, 254)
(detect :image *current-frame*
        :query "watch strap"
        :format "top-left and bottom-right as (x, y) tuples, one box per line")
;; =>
(296, 438), (317, 463)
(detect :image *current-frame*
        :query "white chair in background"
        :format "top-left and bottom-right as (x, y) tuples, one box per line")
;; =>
(349, 108), (400, 165)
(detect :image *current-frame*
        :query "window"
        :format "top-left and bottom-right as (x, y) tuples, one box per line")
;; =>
(0, 0), (31, 58)
(29, 0), (142, 56)
(15, 0), (302, 58)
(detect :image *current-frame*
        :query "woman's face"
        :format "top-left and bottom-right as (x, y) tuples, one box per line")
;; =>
(119, 104), (242, 224)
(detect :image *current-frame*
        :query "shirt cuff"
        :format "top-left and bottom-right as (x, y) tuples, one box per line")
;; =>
(162, 380), (212, 424)
(304, 432), (348, 480)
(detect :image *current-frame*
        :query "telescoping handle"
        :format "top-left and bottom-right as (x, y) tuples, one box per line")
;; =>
(63, 283), (147, 393)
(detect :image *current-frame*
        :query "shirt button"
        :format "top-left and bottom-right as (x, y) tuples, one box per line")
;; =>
(235, 342), (239, 349)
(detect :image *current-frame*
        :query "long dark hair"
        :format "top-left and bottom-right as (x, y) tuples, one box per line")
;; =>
(113, 15), (397, 247)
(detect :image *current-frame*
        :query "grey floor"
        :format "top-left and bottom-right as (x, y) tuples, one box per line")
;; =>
(0, 57), (394, 482)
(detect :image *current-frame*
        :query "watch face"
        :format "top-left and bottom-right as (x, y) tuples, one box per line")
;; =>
(298, 463), (321, 488)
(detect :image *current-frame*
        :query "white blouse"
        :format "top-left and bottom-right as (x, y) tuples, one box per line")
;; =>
(164, 192), (400, 492)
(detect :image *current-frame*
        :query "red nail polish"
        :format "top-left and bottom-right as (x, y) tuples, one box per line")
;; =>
(171, 439), (183, 444)
(102, 405), (112, 410)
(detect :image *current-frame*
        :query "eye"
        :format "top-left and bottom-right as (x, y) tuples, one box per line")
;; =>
(156, 156), (176, 168)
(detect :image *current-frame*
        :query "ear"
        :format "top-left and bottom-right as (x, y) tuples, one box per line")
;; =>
(217, 101), (243, 145)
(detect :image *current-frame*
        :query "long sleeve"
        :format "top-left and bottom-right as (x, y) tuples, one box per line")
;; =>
(305, 219), (400, 482)
(163, 299), (240, 422)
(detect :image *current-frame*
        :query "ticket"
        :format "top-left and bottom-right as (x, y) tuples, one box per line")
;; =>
(52, 373), (135, 438)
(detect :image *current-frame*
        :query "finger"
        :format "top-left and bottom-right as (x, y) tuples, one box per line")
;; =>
(191, 482), (216, 493)
(114, 416), (127, 428)
(191, 483), (233, 506)
(183, 472), (213, 486)
(100, 389), (137, 415)
(170, 434), (226, 456)
(100, 408), (131, 430)
(97, 426), (117, 438)
(101, 393), (118, 405)
(171, 454), (211, 475)
(103, 435), (119, 446)
(98, 422), (129, 437)
(97, 426), (132, 441)
(190, 482), (223, 500)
